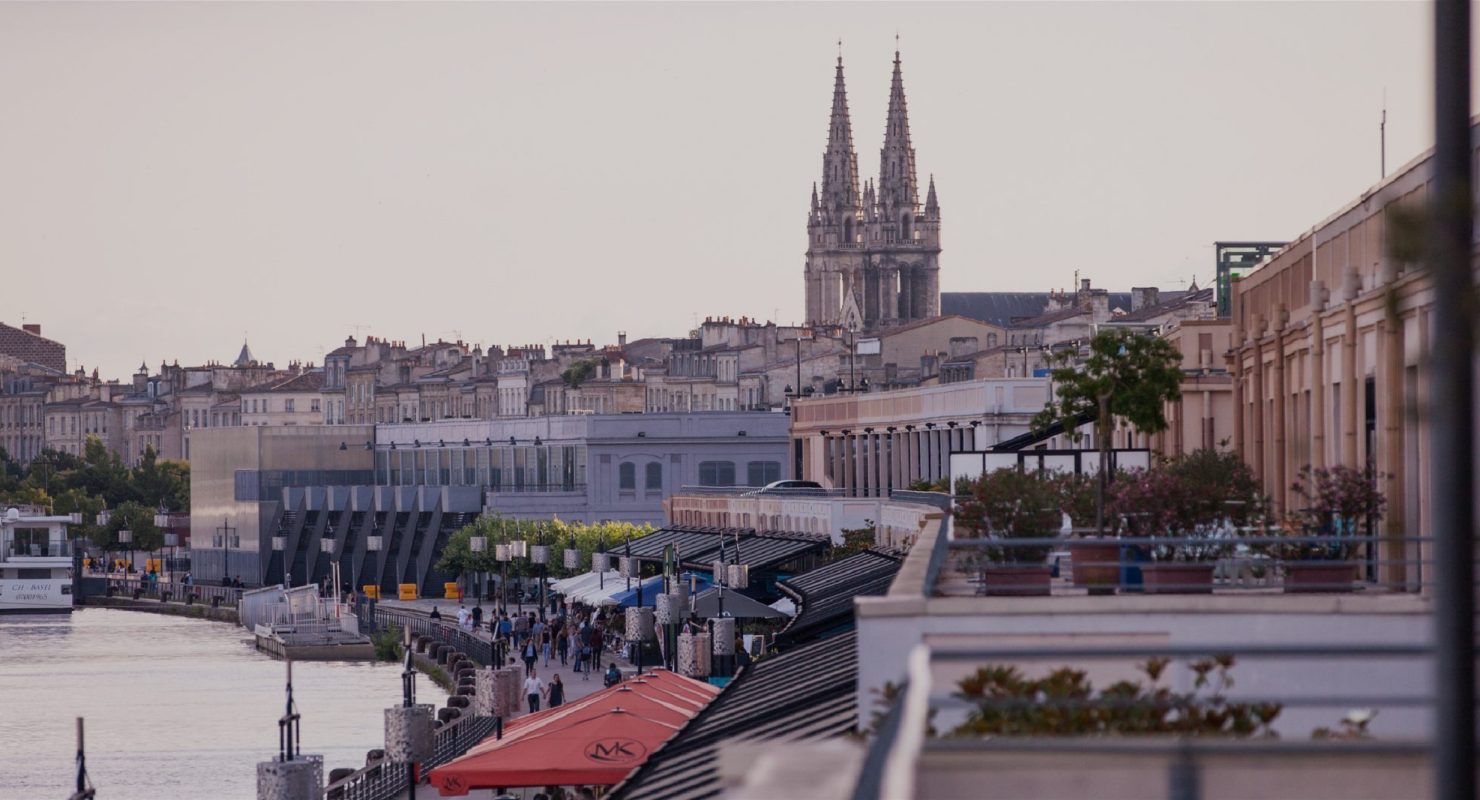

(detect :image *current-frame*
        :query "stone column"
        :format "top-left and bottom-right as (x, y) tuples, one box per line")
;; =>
(1251, 317), (1266, 485)
(1341, 271), (1359, 468)
(1381, 315), (1406, 587)
(1232, 327), (1245, 461)
(1310, 280), (1327, 470)
(842, 434), (855, 496)
(1273, 306), (1288, 517)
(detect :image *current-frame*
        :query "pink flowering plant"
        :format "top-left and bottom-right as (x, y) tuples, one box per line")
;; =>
(1108, 451), (1262, 562)
(1286, 465), (1386, 561)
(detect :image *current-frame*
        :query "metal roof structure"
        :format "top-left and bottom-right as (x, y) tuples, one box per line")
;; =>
(607, 630), (860, 800)
(618, 526), (830, 573)
(775, 549), (905, 645)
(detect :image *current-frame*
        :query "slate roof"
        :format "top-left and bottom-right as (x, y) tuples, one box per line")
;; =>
(776, 549), (904, 645)
(621, 526), (830, 572)
(0, 322), (66, 373)
(241, 371), (324, 394)
(607, 630), (861, 800)
(943, 291), (1140, 326)
(1110, 287), (1215, 323)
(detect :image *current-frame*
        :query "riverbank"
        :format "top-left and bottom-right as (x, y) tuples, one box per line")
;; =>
(83, 596), (239, 624)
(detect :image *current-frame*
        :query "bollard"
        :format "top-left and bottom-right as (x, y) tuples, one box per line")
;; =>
(437, 707), (461, 724)
(456, 685), (476, 697)
(255, 757), (323, 800)
(446, 695), (470, 709)
(161, 590), (172, 603)
(212, 596), (222, 608)
(132, 588), (142, 600)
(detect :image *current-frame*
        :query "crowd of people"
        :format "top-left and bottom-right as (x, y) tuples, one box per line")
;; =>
(426, 598), (629, 714)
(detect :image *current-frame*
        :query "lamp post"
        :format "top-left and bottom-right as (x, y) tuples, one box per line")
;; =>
(164, 532), (179, 586)
(216, 517), (236, 586)
(365, 533), (383, 598)
(401, 626), (419, 800)
(469, 534), (487, 607)
(118, 529), (132, 578)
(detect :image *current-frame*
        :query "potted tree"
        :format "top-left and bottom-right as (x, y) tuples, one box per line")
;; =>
(954, 468), (1061, 596)
(1034, 330), (1184, 594)
(1283, 465), (1385, 592)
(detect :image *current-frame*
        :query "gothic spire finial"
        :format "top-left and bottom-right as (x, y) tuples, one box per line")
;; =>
(878, 46), (918, 216)
(817, 44), (860, 223)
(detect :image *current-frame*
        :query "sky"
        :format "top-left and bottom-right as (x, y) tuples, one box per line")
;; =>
(0, 2), (1463, 380)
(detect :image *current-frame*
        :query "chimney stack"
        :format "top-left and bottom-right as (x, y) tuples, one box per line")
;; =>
(22, 324), (40, 336)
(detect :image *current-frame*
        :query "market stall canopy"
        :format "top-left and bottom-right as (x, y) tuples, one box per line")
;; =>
(606, 573), (713, 609)
(689, 587), (790, 620)
(549, 570), (624, 606)
(430, 670), (719, 796)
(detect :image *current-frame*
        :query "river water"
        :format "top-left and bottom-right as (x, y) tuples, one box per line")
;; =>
(0, 608), (445, 800)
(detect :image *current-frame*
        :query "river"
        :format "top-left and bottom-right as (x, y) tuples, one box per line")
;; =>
(0, 607), (445, 800)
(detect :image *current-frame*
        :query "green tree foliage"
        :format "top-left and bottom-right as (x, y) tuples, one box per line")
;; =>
(92, 500), (163, 552)
(560, 359), (604, 389)
(1033, 330), (1184, 532)
(0, 440), (190, 515)
(436, 514), (655, 579)
(953, 469), (1062, 564)
(826, 521), (877, 563)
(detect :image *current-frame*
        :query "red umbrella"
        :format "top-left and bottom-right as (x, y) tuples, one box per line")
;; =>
(431, 670), (719, 795)
(430, 708), (682, 795)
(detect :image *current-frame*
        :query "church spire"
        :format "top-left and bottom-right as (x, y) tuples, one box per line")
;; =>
(877, 47), (918, 218)
(925, 174), (939, 218)
(818, 47), (860, 227)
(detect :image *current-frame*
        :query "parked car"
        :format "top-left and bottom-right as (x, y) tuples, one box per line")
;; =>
(744, 480), (825, 496)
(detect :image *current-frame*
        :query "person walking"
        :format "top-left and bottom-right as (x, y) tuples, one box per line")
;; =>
(471, 604), (484, 630)
(541, 626), (553, 668)
(556, 624), (570, 666)
(547, 674), (566, 709)
(522, 638), (538, 674)
(430, 606), (442, 621)
(523, 668), (544, 714)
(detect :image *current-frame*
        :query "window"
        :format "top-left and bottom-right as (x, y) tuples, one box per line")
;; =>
(311, 399), (321, 413)
(619, 462), (636, 490)
(285, 399), (296, 413)
(699, 461), (736, 487)
(747, 461), (781, 487)
(645, 462), (663, 491)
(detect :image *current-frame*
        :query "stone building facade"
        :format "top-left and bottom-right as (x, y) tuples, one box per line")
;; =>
(805, 51), (941, 331)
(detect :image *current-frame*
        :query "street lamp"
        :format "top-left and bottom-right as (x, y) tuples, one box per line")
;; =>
(469, 534), (487, 604)
(164, 532), (179, 585)
(117, 529), (132, 577)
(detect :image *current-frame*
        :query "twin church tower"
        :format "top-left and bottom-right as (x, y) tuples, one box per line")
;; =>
(805, 48), (941, 331)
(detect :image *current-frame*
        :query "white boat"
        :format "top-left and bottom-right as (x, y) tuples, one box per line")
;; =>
(0, 507), (75, 614)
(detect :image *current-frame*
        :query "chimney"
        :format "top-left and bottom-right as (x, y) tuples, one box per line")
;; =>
(22, 324), (40, 336)
(1131, 287), (1159, 311)
(618, 331), (628, 347)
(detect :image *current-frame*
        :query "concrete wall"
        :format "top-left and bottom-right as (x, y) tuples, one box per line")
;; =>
(666, 493), (943, 546)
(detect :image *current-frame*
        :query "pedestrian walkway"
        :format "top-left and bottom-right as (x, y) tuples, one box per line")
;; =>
(380, 598), (638, 719)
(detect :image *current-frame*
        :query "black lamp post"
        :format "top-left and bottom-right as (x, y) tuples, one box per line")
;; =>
(401, 626), (418, 800)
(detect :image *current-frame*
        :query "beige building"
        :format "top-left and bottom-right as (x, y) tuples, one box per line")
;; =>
(1159, 120), (1480, 591)
(240, 369), (326, 427)
(791, 378), (1051, 495)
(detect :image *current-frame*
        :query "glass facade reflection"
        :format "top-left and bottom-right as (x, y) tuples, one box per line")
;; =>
(375, 444), (585, 492)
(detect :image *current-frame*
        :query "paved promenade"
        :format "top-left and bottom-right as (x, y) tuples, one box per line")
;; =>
(380, 597), (636, 718)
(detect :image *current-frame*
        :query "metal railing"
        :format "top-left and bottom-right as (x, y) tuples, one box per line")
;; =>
(324, 713), (497, 800)
(855, 641), (1466, 800)
(372, 606), (494, 667)
(677, 485), (854, 497)
(940, 530), (1443, 595)
(105, 576), (242, 607)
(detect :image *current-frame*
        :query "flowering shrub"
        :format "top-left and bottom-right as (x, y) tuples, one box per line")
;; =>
(1106, 450), (1265, 562)
(1286, 465), (1386, 560)
(954, 469), (1062, 564)
(949, 654), (1282, 737)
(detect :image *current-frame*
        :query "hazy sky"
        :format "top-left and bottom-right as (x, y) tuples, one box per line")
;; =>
(0, 2), (1462, 379)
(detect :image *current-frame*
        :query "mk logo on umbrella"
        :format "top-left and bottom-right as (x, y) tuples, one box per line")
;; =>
(585, 738), (647, 763)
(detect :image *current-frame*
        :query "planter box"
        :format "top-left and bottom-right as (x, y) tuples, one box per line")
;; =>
(981, 565), (1052, 597)
(1068, 542), (1121, 595)
(1284, 562), (1357, 593)
(1140, 562), (1215, 595)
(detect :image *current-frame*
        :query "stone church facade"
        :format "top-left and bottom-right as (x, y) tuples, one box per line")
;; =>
(805, 50), (941, 332)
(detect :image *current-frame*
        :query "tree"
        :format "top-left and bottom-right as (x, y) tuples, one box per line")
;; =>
(1033, 329), (1184, 534)
(92, 500), (163, 553)
(130, 447), (190, 511)
(560, 359), (603, 389)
